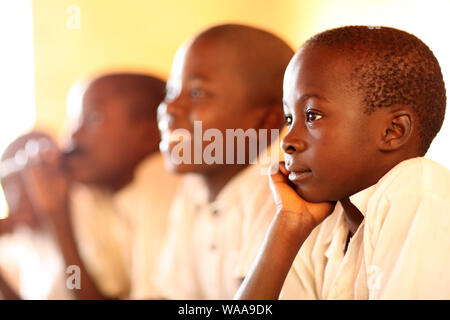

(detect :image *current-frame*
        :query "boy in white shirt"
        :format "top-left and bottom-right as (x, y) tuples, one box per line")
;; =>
(156, 24), (294, 299)
(236, 26), (449, 299)
(22, 73), (179, 299)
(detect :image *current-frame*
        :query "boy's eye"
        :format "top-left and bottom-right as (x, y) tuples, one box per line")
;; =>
(284, 115), (293, 126)
(305, 110), (323, 123)
(189, 88), (207, 99)
(85, 112), (103, 127)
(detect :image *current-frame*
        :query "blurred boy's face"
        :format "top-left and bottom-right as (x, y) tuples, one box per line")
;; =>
(282, 46), (383, 203)
(66, 80), (151, 187)
(158, 39), (263, 174)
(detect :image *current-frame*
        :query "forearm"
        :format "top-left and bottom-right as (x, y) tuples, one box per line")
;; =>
(0, 271), (20, 300)
(50, 207), (113, 300)
(234, 211), (315, 300)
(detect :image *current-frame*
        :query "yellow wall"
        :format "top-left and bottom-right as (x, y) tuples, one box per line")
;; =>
(32, 0), (312, 136)
(33, 0), (450, 166)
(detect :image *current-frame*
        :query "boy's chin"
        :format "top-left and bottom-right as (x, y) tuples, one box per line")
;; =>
(166, 162), (208, 175)
(294, 184), (332, 204)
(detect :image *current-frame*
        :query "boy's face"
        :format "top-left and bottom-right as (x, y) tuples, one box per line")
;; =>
(282, 46), (383, 202)
(66, 80), (151, 187)
(158, 39), (263, 174)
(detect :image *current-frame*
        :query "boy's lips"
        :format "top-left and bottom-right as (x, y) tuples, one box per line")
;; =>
(288, 170), (313, 183)
(285, 164), (312, 183)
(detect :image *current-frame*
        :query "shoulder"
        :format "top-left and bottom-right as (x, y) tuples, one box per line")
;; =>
(166, 174), (206, 222)
(372, 157), (450, 201)
(233, 164), (276, 218)
(364, 157), (450, 245)
(132, 153), (182, 192)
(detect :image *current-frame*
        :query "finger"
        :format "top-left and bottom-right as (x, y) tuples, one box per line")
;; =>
(268, 162), (304, 211)
(24, 139), (62, 170)
(13, 148), (29, 168)
(20, 165), (42, 195)
(278, 161), (290, 176)
(24, 139), (40, 159)
(0, 218), (11, 234)
(268, 162), (290, 185)
(20, 167), (50, 213)
(37, 142), (61, 167)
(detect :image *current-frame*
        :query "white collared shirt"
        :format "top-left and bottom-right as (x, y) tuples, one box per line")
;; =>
(0, 226), (72, 299)
(70, 153), (180, 299)
(280, 157), (450, 299)
(155, 161), (278, 300)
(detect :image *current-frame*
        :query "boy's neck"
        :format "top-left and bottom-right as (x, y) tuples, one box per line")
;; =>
(202, 164), (249, 203)
(340, 197), (364, 236)
(103, 149), (159, 193)
(338, 155), (419, 234)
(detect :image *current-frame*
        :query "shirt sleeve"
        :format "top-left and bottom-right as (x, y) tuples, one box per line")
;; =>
(364, 191), (450, 299)
(153, 183), (204, 300)
(70, 186), (131, 299)
(233, 174), (277, 280)
(279, 226), (322, 300)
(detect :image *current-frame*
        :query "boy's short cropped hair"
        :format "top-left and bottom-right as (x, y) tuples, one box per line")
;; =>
(304, 26), (446, 154)
(89, 73), (166, 120)
(192, 23), (294, 107)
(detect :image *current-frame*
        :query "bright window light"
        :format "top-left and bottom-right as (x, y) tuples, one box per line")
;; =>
(0, 0), (36, 219)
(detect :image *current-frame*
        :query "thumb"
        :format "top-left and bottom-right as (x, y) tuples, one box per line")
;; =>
(269, 161), (306, 213)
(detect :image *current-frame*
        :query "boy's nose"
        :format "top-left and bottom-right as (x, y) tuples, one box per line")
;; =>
(281, 133), (306, 154)
(164, 97), (186, 117)
(158, 100), (188, 132)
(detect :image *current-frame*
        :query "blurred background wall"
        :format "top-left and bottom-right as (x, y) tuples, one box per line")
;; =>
(31, 0), (450, 163)
(1, 0), (449, 217)
(32, 0), (304, 136)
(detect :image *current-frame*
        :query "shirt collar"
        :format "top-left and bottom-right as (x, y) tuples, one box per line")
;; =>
(349, 183), (378, 217)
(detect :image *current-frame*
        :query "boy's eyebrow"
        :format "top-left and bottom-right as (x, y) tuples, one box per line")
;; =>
(187, 74), (211, 82)
(297, 93), (328, 103)
(283, 93), (329, 108)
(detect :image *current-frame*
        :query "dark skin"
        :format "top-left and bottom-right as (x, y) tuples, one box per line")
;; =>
(158, 37), (284, 201)
(21, 77), (161, 299)
(0, 273), (20, 299)
(67, 78), (160, 191)
(235, 45), (421, 300)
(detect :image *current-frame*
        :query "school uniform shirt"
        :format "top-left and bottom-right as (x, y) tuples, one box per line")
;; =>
(0, 226), (72, 299)
(280, 157), (450, 299)
(70, 153), (180, 299)
(155, 160), (278, 300)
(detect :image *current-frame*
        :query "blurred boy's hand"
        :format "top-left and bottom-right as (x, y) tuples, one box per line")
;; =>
(269, 161), (335, 231)
(0, 216), (26, 235)
(0, 218), (12, 234)
(20, 142), (70, 221)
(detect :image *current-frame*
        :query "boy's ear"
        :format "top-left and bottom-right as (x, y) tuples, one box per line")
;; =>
(378, 109), (413, 152)
(136, 120), (161, 152)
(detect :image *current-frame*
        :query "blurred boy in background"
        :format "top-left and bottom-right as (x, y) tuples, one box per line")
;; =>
(156, 24), (294, 299)
(236, 26), (450, 300)
(21, 73), (180, 299)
